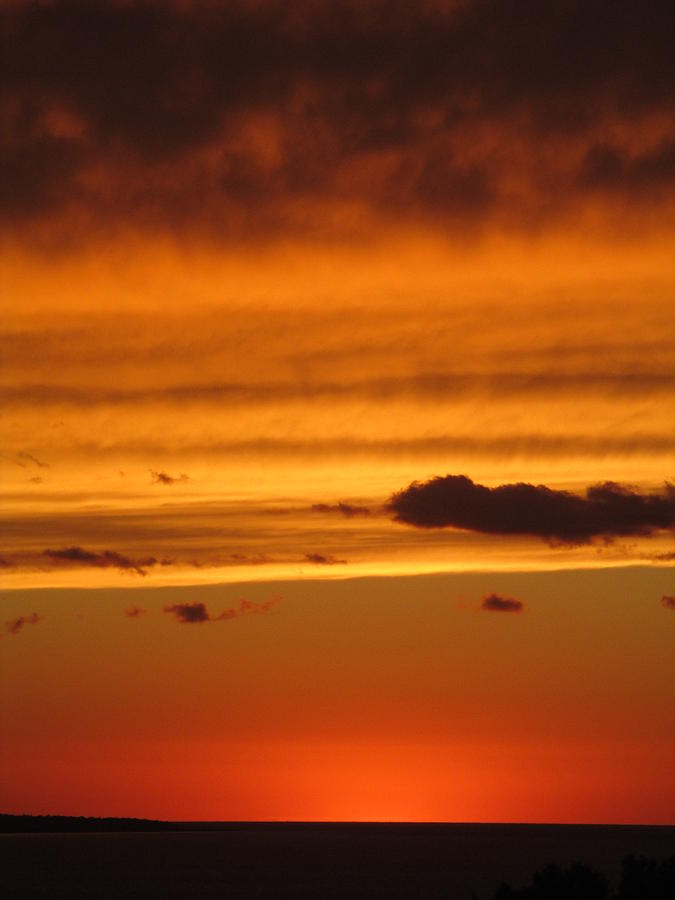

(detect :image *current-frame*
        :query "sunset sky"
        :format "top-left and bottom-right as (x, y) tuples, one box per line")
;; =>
(1, 0), (674, 824)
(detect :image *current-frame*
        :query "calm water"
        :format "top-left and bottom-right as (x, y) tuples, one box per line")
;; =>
(2, 823), (674, 899)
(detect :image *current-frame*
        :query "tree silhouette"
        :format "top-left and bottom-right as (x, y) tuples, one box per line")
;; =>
(616, 855), (675, 900)
(493, 862), (609, 899)
(491, 857), (675, 900)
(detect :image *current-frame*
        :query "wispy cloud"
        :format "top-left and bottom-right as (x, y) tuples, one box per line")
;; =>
(17, 452), (49, 469)
(311, 502), (371, 518)
(2, 451), (49, 469)
(43, 546), (160, 576)
(150, 470), (190, 485)
(304, 553), (347, 565)
(124, 606), (147, 618)
(5, 612), (43, 635)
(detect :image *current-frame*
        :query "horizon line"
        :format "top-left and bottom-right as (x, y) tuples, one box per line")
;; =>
(2, 814), (673, 828)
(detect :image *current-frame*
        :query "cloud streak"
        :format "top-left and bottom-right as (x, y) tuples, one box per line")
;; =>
(164, 597), (280, 624)
(124, 606), (147, 618)
(310, 502), (371, 518)
(150, 470), (190, 485)
(304, 553), (347, 565)
(43, 546), (159, 576)
(389, 475), (675, 544)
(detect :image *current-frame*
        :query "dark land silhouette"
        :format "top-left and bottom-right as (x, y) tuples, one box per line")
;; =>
(493, 855), (675, 900)
(0, 814), (175, 833)
(1, 819), (674, 899)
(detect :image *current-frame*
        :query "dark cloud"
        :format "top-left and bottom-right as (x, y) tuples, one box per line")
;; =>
(3, 0), (673, 240)
(164, 602), (210, 624)
(311, 502), (371, 518)
(43, 546), (158, 575)
(165, 596), (279, 624)
(661, 595), (675, 611)
(5, 612), (43, 636)
(150, 470), (189, 485)
(388, 475), (675, 544)
(304, 553), (347, 565)
(481, 594), (524, 613)
(124, 606), (147, 618)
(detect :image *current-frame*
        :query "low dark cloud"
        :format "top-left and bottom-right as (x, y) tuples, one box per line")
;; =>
(5, 612), (43, 635)
(311, 502), (371, 517)
(661, 595), (675, 611)
(481, 594), (524, 613)
(388, 475), (675, 544)
(3, 0), (673, 241)
(150, 470), (189, 485)
(164, 602), (210, 624)
(43, 546), (158, 575)
(304, 553), (347, 565)
(164, 596), (279, 624)
(124, 606), (147, 618)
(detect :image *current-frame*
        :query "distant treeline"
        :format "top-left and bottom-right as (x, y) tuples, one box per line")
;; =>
(0, 814), (176, 833)
(489, 856), (675, 900)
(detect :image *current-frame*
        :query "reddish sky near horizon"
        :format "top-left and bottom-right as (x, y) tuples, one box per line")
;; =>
(1, 0), (674, 823)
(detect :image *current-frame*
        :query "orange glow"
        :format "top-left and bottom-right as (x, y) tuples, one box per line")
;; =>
(2, 0), (674, 825)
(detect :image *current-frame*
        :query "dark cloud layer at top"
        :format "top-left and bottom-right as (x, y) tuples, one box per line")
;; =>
(389, 475), (675, 544)
(3, 0), (673, 239)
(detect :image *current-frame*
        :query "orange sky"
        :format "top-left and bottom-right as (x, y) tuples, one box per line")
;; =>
(2, 569), (674, 823)
(1, 0), (674, 823)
